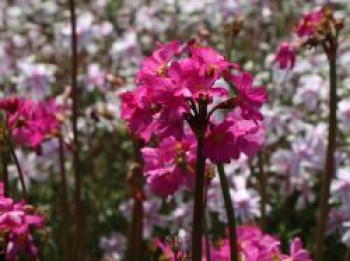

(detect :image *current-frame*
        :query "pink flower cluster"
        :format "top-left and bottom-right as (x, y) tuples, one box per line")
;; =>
(157, 226), (311, 261)
(0, 183), (45, 260)
(274, 8), (324, 70)
(141, 133), (197, 196)
(0, 97), (61, 150)
(122, 41), (267, 195)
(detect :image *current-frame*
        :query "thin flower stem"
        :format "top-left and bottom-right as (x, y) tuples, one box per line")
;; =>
(217, 163), (238, 261)
(68, 0), (84, 259)
(192, 133), (205, 261)
(345, 247), (350, 261)
(204, 180), (211, 261)
(258, 152), (266, 229)
(314, 45), (337, 261)
(58, 137), (70, 261)
(1, 147), (9, 197)
(126, 140), (144, 261)
(191, 100), (208, 261)
(6, 136), (27, 201)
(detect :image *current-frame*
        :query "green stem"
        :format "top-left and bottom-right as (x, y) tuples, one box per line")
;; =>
(68, 0), (84, 259)
(258, 152), (266, 229)
(345, 247), (350, 261)
(191, 133), (206, 261)
(6, 136), (27, 201)
(217, 163), (238, 261)
(58, 137), (70, 261)
(1, 147), (9, 197)
(126, 140), (144, 261)
(314, 47), (337, 261)
(204, 181), (211, 261)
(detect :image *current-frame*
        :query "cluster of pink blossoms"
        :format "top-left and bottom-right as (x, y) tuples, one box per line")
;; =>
(0, 183), (45, 260)
(0, 97), (61, 151)
(274, 8), (325, 70)
(157, 225), (311, 261)
(121, 41), (267, 196)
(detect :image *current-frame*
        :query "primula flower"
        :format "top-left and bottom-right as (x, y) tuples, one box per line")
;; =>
(137, 41), (180, 81)
(296, 9), (324, 37)
(0, 183), (44, 261)
(122, 41), (267, 195)
(204, 120), (238, 163)
(281, 237), (312, 261)
(232, 72), (268, 122)
(141, 134), (196, 196)
(274, 42), (297, 69)
(157, 226), (311, 261)
(0, 97), (61, 150)
(122, 41), (267, 143)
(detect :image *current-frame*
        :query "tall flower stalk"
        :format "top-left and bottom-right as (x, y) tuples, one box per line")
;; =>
(191, 99), (208, 261)
(217, 163), (238, 261)
(258, 152), (267, 229)
(126, 139), (144, 261)
(58, 137), (70, 261)
(273, 5), (344, 260)
(314, 28), (338, 261)
(68, 0), (84, 259)
(0, 122), (9, 197)
(6, 131), (27, 201)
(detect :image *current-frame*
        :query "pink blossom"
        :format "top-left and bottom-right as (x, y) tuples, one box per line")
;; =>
(274, 42), (297, 69)
(141, 134), (196, 196)
(0, 183), (45, 261)
(0, 97), (61, 150)
(281, 237), (312, 261)
(232, 72), (268, 121)
(296, 9), (324, 38)
(203, 120), (239, 163)
(137, 41), (180, 81)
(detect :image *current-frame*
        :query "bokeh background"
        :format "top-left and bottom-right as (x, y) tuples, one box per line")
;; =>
(0, 0), (350, 260)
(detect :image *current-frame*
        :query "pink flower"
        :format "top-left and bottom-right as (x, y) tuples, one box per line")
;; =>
(296, 9), (324, 38)
(203, 120), (239, 163)
(281, 237), (312, 261)
(137, 41), (180, 81)
(274, 42), (297, 69)
(190, 45), (232, 78)
(0, 182), (45, 261)
(0, 97), (61, 150)
(120, 86), (155, 140)
(232, 72), (268, 122)
(141, 134), (196, 196)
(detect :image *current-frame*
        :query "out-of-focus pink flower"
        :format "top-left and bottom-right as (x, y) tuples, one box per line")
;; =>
(281, 237), (312, 261)
(0, 183), (44, 261)
(232, 72), (268, 121)
(157, 225), (311, 261)
(296, 9), (324, 37)
(0, 97), (61, 150)
(274, 42), (297, 69)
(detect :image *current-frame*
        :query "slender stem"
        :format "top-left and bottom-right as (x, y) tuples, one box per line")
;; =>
(217, 163), (238, 261)
(258, 152), (266, 229)
(1, 147), (9, 197)
(7, 137), (27, 201)
(192, 133), (206, 261)
(314, 47), (337, 261)
(126, 140), (144, 261)
(204, 180), (211, 261)
(68, 0), (84, 259)
(58, 137), (70, 261)
(126, 189), (144, 261)
(345, 246), (350, 261)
